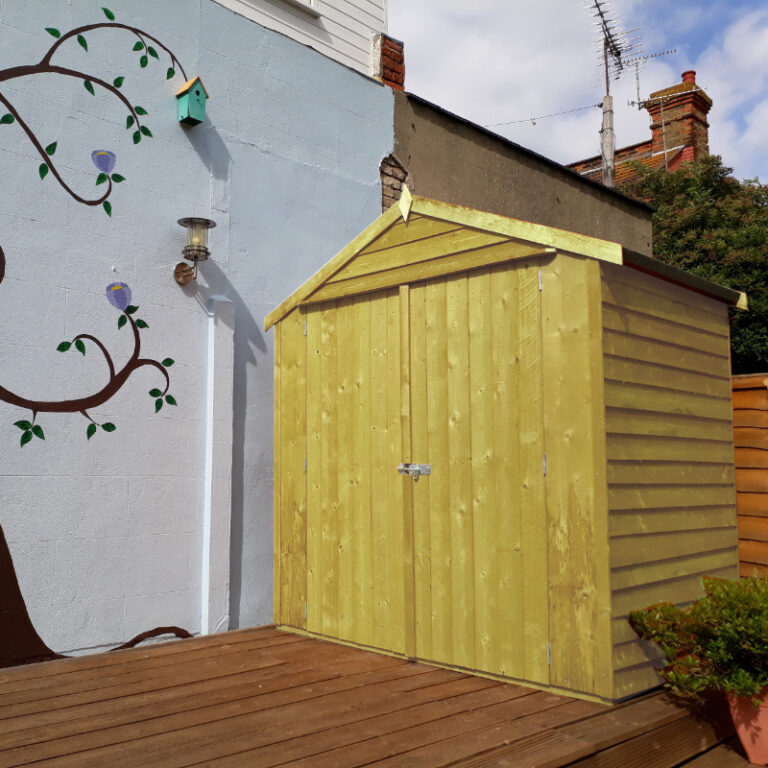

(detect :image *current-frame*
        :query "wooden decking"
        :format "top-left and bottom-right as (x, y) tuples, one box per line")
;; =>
(0, 626), (755, 767)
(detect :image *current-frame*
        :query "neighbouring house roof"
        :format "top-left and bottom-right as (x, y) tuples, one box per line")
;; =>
(265, 194), (746, 330)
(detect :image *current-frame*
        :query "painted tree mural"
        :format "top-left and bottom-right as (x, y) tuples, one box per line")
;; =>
(0, 6), (195, 667)
(0, 6), (186, 445)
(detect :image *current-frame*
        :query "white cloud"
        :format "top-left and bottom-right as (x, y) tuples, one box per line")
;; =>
(389, 1), (768, 181)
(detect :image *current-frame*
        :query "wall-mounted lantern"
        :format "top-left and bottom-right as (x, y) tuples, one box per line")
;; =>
(176, 76), (209, 126)
(174, 217), (216, 286)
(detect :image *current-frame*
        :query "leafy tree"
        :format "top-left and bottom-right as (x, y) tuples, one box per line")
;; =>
(625, 155), (768, 374)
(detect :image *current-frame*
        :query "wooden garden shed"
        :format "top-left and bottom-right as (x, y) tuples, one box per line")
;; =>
(266, 193), (745, 704)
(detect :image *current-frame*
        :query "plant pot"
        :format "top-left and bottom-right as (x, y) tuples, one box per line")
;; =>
(727, 690), (768, 765)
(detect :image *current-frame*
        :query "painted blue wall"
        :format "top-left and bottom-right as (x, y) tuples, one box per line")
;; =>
(0, 0), (392, 651)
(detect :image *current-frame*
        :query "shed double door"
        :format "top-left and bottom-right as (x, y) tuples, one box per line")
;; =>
(302, 260), (549, 685)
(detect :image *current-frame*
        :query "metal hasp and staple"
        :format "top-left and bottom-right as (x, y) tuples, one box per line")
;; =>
(398, 463), (431, 481)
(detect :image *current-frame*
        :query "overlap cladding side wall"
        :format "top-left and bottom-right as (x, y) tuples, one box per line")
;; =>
(392, 91), (654, 257)
(599, 262), (739, 700)
(0, 0), (392, 652)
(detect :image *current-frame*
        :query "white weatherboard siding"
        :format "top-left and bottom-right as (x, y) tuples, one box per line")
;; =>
(212, 0), (387, 74)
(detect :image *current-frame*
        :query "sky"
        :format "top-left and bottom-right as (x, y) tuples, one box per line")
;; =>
(388, 0), (768, 183)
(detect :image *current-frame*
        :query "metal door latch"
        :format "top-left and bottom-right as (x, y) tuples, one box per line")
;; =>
(398, 463), (431, 481)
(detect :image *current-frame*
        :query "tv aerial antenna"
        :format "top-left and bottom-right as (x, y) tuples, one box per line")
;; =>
(583, 0), (642, 186)
(624, 49), (677, 107)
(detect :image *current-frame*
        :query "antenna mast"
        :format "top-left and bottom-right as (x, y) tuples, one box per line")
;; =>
(584, 1), (641, 187)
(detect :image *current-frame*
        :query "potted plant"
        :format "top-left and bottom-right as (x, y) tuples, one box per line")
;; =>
(629, 575), (768, 765)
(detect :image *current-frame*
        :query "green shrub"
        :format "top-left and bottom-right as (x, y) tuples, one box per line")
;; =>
(629, 576), (768, 703)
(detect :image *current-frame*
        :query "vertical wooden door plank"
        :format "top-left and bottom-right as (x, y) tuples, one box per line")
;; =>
(278, 307), (307, 628)
(305, 307), (323, 634)
(425, 280), (452, 664)
(399, 285), (416, 659)
(488, 263), (524, 679)
(320, 304), (340, 638)
(468, 269), (495, 674)
(516, 261), (549, 684)
(446, 273), (476, 671)
(409, 283), (433, 660)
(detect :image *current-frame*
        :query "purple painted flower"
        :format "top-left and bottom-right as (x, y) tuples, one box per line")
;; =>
(106, 282), (131, 310)
(92, 150), (116, 174)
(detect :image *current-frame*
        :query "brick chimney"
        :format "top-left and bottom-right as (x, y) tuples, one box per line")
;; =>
(372, 34), (405, 91)
(644, 70), (712, 160)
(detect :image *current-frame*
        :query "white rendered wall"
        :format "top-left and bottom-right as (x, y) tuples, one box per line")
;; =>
(211, 0), (387, 75)
(0, 0), (392, 653)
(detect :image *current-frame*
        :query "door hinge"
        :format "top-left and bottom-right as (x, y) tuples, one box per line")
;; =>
(304, 319), (307, 336)
(305, 602), (308, 619)
(304, 456), (307, 473)
(547, 642), (552, 666)
(542, 453), (547, 476)
(538, 269), (543, 291)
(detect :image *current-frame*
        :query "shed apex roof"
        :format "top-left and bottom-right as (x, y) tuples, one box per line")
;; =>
(264, 195), (746, 331)
(176, 76), (209, 98)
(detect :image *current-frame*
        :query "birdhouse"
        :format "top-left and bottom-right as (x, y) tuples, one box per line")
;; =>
(267, 195), (745, 704)
(176, 76), (209, 126)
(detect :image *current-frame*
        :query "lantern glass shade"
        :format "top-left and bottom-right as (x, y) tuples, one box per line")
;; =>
(178, 217), (216, 262)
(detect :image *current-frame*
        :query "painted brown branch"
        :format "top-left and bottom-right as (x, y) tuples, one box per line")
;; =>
(0, 314), (166, 415)
(0, 245), (4, 285)
(136, 359), (170, 395)
(73, 334), (116, 379)
(0, 91), (112, 207)
(39, 22), (188, 80)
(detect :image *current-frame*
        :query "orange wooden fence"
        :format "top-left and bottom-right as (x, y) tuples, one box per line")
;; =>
(732, 374), (768, 576)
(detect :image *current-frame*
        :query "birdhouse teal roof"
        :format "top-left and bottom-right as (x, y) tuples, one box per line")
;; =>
(176, 76), (209, 99)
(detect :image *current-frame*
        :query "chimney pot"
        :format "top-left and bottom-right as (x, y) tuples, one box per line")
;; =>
(682, 70), (696, 84)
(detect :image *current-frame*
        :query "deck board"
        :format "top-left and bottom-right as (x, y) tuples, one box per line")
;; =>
(0, 626), (752, 767)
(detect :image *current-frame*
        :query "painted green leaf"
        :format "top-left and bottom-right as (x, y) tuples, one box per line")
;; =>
(20, 431), (32, 447)
(166, 67), (175, 80)
(135, 319), (149, 329)
(155, 398), (163, 413)
(45, 141), (57, 156)
(165, 395), (177, 406)
(149, 388), (162, 398)
(96, 173), (108, 185)
(39, 163), (49, 180)
(161, 358), (175, 367)
(31, 425), (45, 440)
(140, 55), (148, 68)
(113, 76), (124, 88)
(87, 423), (97, 440)
(147, 46), (159, 59)
(101, 422), (116, 432)
(77, 34), (88, 51)
(134, 106), (148, 116)
(126, 115), (135, 129)
(125, 305), (138, 315)
(111, 173), (125, 183)
(75, 339), (86, 355)
(45, 28), (61, 38)
(132, 130), (141, 144)
(140, 126), (152, 138)
(0, 113), (14, 124)
(56, 341), (71, 352)
(132, 40), (144, 52)
(84, 80), (95, 95)
(14, 421), (32, 431)
(103, 200), (112, 217)
(102, 7), (115, 21)
(117, 314), (127, 329)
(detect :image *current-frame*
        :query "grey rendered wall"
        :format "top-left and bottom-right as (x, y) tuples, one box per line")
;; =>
(393, 92), (653, 255)
(0, 0), (391, 652)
